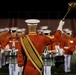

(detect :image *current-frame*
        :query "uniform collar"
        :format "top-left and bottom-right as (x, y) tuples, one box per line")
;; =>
(28, 32), (37, 35)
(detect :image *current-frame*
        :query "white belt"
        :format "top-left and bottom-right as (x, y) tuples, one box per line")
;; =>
(64, 46), (69, 49)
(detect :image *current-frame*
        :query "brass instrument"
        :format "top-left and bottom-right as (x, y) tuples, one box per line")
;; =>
(6, 39), (18, 64)
(68, 1), (76, 12)
(62, 1), (76, 20)
(42, 46), (53, 66)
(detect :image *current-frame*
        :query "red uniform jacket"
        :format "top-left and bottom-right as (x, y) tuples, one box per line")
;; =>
(48, 30), (61, 53)
(60, 35), (75, 54)
(1, 33), (11, 49)
(18, 34), (52, 75)
(73, 37), (76, 46)
(0, 33), (11, 49)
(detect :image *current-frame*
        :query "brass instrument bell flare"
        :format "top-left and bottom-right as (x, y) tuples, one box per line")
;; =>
(68, 1), (76, 12)
(62, 1), (76, 20)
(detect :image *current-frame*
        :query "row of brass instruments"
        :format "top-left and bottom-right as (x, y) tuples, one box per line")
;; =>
(42, 45), (64, 67)
(5, 39), (18, 64)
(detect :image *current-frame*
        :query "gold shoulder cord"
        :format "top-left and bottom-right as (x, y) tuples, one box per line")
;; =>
(20, 36), (44, 75)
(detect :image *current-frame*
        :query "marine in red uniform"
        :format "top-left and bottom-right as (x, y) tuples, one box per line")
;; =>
(73, 37), (76, 49)
(18, 19), (53, 75)
(0, 29), (4, 69)
(47, 20), (65, 68)
(42, 29), (56, 75)
(6, 27), (19, 75)
(60, 29), (75, 73)
(1, 27), (21, 75)
(0, 28), (11, 67)
(47, 20), (65, 51)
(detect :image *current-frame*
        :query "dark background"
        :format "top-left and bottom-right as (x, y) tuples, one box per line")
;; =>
(0, 0), (76, 19)
(0, 0), (76, 36)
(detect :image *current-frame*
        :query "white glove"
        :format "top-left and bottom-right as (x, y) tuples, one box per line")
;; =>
(59, 48), (64, 55)
(57, 20), (65, 33)
(1, 48), (5, 53)
(5, 44), (10, 50)
(18, 67), (23, 75)
(59, 20), (65, 26)
(73, 50), (76, 55)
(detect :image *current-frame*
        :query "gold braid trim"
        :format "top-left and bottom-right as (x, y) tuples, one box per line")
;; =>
(20, 36), (43, 75)
(26, 35), (44, 64)
(68, 39), (70, 47)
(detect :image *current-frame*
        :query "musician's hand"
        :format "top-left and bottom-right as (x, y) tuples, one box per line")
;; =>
(62, 18), (65, 21)
(52, 50), (57, 53)
(48, 50), (56, 53)
(59, 20), (65, 26)
(0, 48), (5, 53)
(19, 66), (23, 73)
(73, 50), (76, 54)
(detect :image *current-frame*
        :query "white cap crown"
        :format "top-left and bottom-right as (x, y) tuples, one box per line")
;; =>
(25, 19), (40, 25)
(43, 30), (51, 33)
(40, 26), (48, 30)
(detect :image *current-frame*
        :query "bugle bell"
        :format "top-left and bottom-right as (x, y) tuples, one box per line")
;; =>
(62, 1), (76, 20)
(68, 1), (76, 12)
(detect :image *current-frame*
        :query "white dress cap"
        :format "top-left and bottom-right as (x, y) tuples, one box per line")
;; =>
(10, 27), (18, 33)
(17, 29), (22, 32)
(37, 29), (43, 33)
(40, 26), (48, 29)
(43, 30), (51, 33)
(10, 27), (18, 31)
(0, 28), (5, 32)
(66, 30), (72, 34)
(63, 28), (70, 32)
(63, 28), (72, 35)
(25, 19), (40, 25)
(21, 28), (26, 32)
(5, 27), (9, 31)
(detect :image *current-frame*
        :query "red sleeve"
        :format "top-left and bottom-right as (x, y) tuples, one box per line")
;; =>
(44, 36), (52, 46)
(69, 47), (75, 52)
(69, 40), (75, 52)
(73, 37), (76, 47)
(17, 39), (25, 67)
(60, 36), (65, 48)
(1, 37), (9, 49)
(48, 45), (52, 50)
(54, 30), (61, 39)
